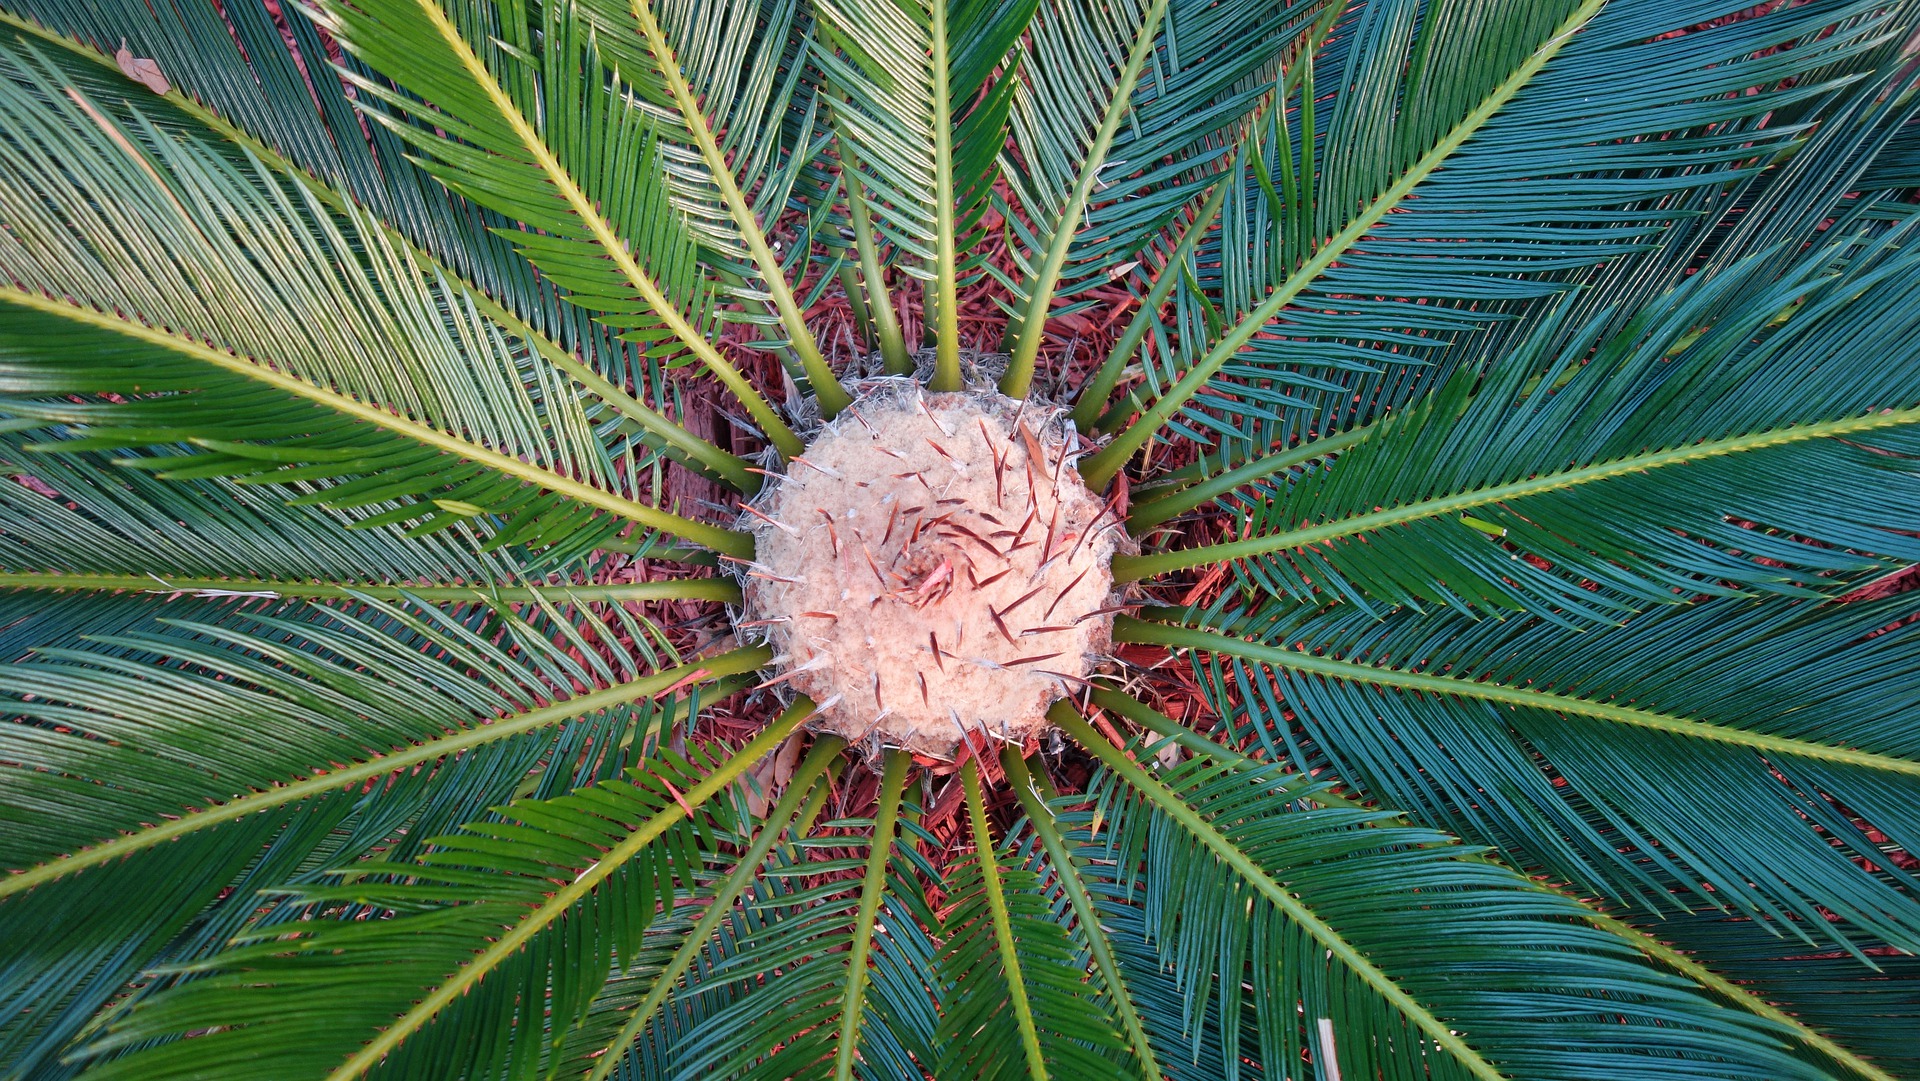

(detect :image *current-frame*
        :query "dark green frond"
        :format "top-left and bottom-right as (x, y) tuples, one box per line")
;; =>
(932, 761), (1137, 1081)
(1121, 221), (1920, 620)
(0, 588), (747, 1077)
(1001, 0), (1328, 391)
(0, 435), (531, 584)
(1636, 912), (1920, 1076)
(816, 0), (1038, 380)
(0, 0), (602, 345)
(586, 755), (940, 1081)
(74, 711), (807, 1081)
(0, 40), (747, 555)
(312, 0), (807, 451)
(1086, 0), (1906, 486)
(1165, 593), (1920, 959)
(1060, 709), (1833, 1081)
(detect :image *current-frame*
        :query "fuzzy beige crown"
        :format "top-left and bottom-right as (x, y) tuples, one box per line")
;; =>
(737, 385), (1124, 757)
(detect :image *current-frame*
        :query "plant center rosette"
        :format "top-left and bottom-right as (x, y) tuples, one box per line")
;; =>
(734, 382), (1129, 757)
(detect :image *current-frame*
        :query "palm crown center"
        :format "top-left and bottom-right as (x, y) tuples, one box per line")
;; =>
(739, 385), (1121, 755)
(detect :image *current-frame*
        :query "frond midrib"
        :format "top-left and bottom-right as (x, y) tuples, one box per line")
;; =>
(1003, 747), (1162, 1077)
(1125, 421), (1377, 533)
(2, 287), (754, 556)
(928, 0), (963, 390)
(583, 739), (843, 1081)
(1000, 0), (1172, 399)
(0, 648), (772, 897)
(625, 0), (850, 416)
(1114, 403), (1920, 581)
(1116, 615), (1920, 777)
(0, 572), (741, 604)
(833, 748), (911, 1080)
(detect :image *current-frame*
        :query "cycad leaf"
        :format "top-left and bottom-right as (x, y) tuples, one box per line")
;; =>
(0, 6), (755, 487)
(538, 739), (847, 1081)
(1633, 911), (1920, 1076)
(1159, 593), (1920, 959)
(312, 0), (805, 451)
(585, 755), (941, 1081)
(0, 434), (532, 585)
(816, 0), (1037, 288)
(613, 870), (940, 1081)
(73, 717), (805, 1081)
(932, 762), (1137, 1081)
(3, 0), (612, 346)
(0, 590), (730, 883)
(1086, 0), (1907, 484)
(577, 0), (818, 266)
(1122, 221), (1920, 620)
(567, 0), (848, 410)
(1000, 0), (1325, 357)
(0, 41), (745, 554)
(0, 589), (733, 1076)
(1058, 710), (1831, 1081)
(1126, 38), (1920, 526)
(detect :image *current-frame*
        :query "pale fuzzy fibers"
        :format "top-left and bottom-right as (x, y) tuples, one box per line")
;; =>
(741, 387), (1120, 757)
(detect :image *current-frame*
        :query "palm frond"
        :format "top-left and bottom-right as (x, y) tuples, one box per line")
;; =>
(1087, 682), (1908, 1081)
(0, 7), (756, 488)
(1, 685), (672, 1078)
(545, 738), (845, 1081)
(932, 761), (1138, 1081)
(0, 589), (748, 1077)
(1635, 911), (1920, 1076)
(0, 436), (536, 585)
(0, 433), (733, 599)
(1125, 39), (1920, 525)
(1120, 221), (1920, 621)
(1057, 707), (1834, 1081)
(0, 592), (751, 890)
(0, 0), (588, 340)
(1001, 748), (1163, 1077)
(573, 751), (942, 1081)
(1084, 0), (1904, 487)
(74, 708), (808, 1081)
(814, 0), (1038, 382)
(311, 0), (808, 452)
(1148, 593), (1920, 959)
(0, 41), (747, 556)
(575, 0), (849, 411)
(1000, 0), (1328, 393)
(1859, 113), (1920, 189)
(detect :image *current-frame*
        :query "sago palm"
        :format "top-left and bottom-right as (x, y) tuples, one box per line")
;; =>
(4, 0), (1920, 1076)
